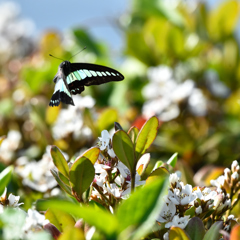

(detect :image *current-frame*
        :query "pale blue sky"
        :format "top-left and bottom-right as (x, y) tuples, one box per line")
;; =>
(0, 0), (229, 50)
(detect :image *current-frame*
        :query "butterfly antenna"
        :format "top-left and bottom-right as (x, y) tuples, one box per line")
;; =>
(49, 54), (65, 61)
(68, 46), (87, 61)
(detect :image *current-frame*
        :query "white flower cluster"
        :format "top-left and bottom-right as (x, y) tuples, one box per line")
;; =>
(210, 160), (240, 192)
(157, 167), (238, 240)
(142, 65), (207, 121)
(92, 130), (146, 207)
(15, 146), (59, 192)
(0, 1), (34, 63)
(52, 95), (95, 140)
(0, 189), (49, 239)
(0, 130), (21, 164)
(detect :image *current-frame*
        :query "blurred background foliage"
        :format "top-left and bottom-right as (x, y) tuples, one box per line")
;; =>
(0, 0), (240, 208)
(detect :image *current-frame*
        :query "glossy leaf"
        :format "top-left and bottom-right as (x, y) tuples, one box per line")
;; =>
(112, 130), (135, 173)
(203, 221), (223, 240)
(58, 171), (70, 186)
(51, 146), (69, 178)
(146, 167), (169, 185)
(45, 208), (76, 232)
(116, 178), (168, 239)
(82, 147), (100, 165)
(69, 157), (95, 200)
(0, 166), (13, 196)
(37, 200), (118, 238)
(135, 116), (159, 161)
(59, 227), (85, 240)
(167, 153), (178, 168)
(169, 227), (191, 240)
(128, 126), (139, 145)
(50, 169), (72, 196)
(185, 217), (205, 240)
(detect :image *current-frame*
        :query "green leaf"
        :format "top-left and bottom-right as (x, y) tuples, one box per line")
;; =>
(185, 217), (205, 240)
(167, 153), (178, 168)
(0, 166), (13, 195)
(58, 171), (70, 186)
(69, 157), (95, 201)
(72, 28), (103, 57)
(82, 147), (100, 165)
(45, 208), (76, 232)
(169, 227), (191, 240)
(37, 200), (118, 238)
(97, 108), (118, 133)
(152, 161), (164, 171)
(203, 221), (223, 240)
(128, 126), (139, 145)
(50, 169), (72, 196)
(146, 167), (169, 185)
(51, 146), (69, 178)
(58, 227), (85, 240)
(116, 178), (168, 239)
(207, 0), (240, 40)
(112, 130), (135, 173)
(133, 0), (184, 27)
(135, 116), (159, 161)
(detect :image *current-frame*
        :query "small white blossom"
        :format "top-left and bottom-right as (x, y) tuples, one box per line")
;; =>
(169, 173), (179, 185)
(156, 201), (176, 223)
(165, 215), (190, 229)
(231, 160), (239, 172)
(23, 209), (49, 232)
(163, 232), (169, 240)
(232, 172), (239, 180)
(98, 130), (111, 151)
(168, 183), (196, 205)
(195, 206), (202, 215)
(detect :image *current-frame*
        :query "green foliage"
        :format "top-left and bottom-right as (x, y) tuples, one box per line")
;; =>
(0, 166), (13, 196)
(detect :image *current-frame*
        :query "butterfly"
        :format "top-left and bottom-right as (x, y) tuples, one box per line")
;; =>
(49, 61), (124, 107)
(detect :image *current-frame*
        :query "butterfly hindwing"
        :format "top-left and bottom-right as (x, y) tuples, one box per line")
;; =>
(49, 78), (74, 106)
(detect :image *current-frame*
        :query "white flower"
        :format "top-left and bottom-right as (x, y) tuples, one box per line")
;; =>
(194, 187), (217, 202)
(8, 194), (23, 208)
(210, 175), (225, 188)
(15, 146), (59, 192)
(169, 173), (179, 185)
(163, 232), (169, 240)
(107, 148), (116, 158)
(232, 172), (239, 180)
(23, 209), (49, 232)
(195, 206), (202, 215)
(98, 130), (111, 151)
(52, 95), (94, 140)
(0, 130), (21, 163)
(165, 215), (190, 229)
(156, 201), (176, 223)
(168, 183), (196, 206)
(103, 183), (122, 198)
(231, 160), (239, 172)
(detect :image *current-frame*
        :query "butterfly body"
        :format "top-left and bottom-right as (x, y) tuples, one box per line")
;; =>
(49, 61), (124, 107)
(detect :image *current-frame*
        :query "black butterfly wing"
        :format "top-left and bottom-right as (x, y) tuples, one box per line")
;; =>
(66, 63), (124, 95)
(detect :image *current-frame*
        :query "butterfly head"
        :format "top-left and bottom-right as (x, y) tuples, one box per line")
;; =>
(59, 61), (71, 76)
